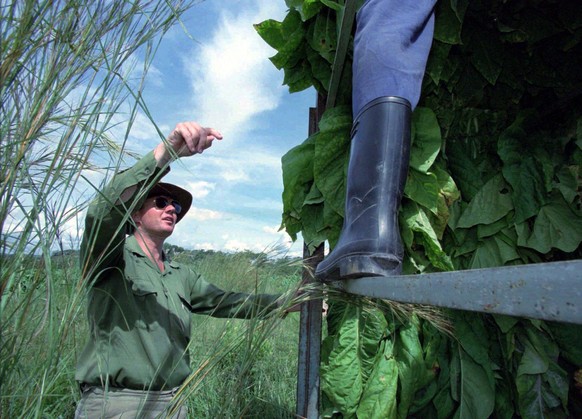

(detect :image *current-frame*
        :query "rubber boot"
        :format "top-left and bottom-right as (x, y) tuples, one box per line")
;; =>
(315, 96), (411, 281)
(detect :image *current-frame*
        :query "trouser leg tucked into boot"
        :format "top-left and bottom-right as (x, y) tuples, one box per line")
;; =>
(315, 96), (411, 282)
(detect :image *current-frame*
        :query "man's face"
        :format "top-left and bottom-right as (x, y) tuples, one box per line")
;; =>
(132, 195), (182, 238)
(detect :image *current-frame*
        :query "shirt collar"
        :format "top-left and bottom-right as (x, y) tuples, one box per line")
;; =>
(126, 234), (181, 269)
(126, 234), (148, 258)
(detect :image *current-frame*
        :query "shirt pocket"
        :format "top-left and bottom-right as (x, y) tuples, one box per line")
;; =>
(130, 280), (160, 331)
(177, 294), (193, 328)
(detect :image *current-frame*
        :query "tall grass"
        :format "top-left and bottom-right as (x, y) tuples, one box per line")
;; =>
(172, 249), (304, 417)
(0, 0), (196, 416)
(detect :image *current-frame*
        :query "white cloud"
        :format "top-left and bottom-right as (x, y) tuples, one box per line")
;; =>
(183, 1), (287, 139)
(194, 242), (217, 250)
(128, 111), (166, 143)
(224, 239), (253, 252)
(185, 206), (222, 221)
(121, 56), (164, 89)
(219, 162), (250, 183)
(189, 148), (282, 187)
(186, 180), (215, 199)
(262, 225), (281, 235)
(242, 198), (282, 211)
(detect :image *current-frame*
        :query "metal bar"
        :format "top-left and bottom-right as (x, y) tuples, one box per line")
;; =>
(296, 243), (324, 418)
(332, 260), (582, 324)
(296, 94), (326, 418)
(326, 0), (357, 110)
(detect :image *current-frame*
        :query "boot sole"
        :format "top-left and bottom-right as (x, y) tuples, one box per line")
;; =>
(316, 253), (402, 282)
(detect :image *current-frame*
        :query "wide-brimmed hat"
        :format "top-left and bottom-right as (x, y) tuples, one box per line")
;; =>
(146, 182), (192, 223)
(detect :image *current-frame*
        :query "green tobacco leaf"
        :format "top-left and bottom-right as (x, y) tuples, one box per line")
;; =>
(451, 345), (496, 419)
(282, 135), (315, 212)
(521, 196), (582, 253)
(434, 386), (456, 419)
(446, 135), (497, 201)
(434, 0), (466, 45)
(426, 41), (452, 85)
(434, 162), (461, 205)
(300, 202), (323, 243)
(321, 303), (389, 417)
(320, 0), (342, 12)
(402, 201), (454, 271)
(476, 216), (508, 239)
(404, 169), (440, 215)
(470, 232), (520, 269)
(281, 135), (315, 239)
(467, 25), (502, 85)
(492, 314), (519, 334)
(516, 375), (549, 418)
(454, 314), (494, 375)
(307, 9), (337, 63)
(322, 201), (343, 249)
(429, 163), (461, 239)
(304, 181), (323, 205)
(318, 104), (352, 132)
(284, 60), (316, 93)
(269, 10), (305, 70)
(577, 117), (582, 150)
(314, 106), (352, 217)
(356, 340), (398, 419)
(395, 318), (435, 418)
(515, 325), (569, 416)
(556, 165), (579, 204)
(549, 323), (582, 367)
(306, 46), (332, 92)
(498, 116), (549, 223)
(285, 0), (323, 21)
(320, 304), (364, 417)
(451, 63), (488, 106)
(457, 174), (513, 229)
(254, 19), (286, 49)
(431, 195), (451, 240)
(517, 358), (569, 417)
(450, 314), (495, 418)
(410, 107), (442, 173)
(359, 308), (388, 383)
(517, 336), (549, 376)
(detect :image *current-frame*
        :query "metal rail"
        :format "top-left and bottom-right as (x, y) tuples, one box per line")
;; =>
(296, 100), (326, 419)
(325, 0), (357, 110)
(331, 260), (582, 324)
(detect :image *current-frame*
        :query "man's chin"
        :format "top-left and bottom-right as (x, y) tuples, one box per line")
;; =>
(157, 225), (175, 238)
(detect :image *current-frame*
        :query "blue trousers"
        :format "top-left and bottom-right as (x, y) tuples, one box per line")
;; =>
(352, 0), (437, 116)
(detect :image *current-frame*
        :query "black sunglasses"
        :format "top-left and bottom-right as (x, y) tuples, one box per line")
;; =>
(153, 196), (182, 215)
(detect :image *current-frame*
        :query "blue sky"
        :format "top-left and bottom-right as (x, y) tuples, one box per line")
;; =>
(124, 0), (315, 256)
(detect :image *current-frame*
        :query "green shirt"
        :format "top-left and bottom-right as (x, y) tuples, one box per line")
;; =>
(75, 152), (280, 390)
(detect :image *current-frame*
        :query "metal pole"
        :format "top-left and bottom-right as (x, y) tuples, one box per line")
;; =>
(296, 243), (324, 418)
(296, 94), (326, 418)
(333, 260), (582, 324)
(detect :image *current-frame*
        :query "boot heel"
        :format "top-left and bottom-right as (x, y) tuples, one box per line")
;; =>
(338, 254), (402, 279)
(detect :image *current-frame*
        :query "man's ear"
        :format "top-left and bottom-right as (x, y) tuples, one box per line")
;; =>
(131, 210), (142, 227)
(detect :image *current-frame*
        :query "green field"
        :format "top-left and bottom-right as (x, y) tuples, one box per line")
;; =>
(1, 249), (303, 418)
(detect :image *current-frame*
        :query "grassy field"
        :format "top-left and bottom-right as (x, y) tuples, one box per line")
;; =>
(0, 249), (303, 418)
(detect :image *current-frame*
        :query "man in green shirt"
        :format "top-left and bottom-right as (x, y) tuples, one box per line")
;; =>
(75, 122), (288, 418)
